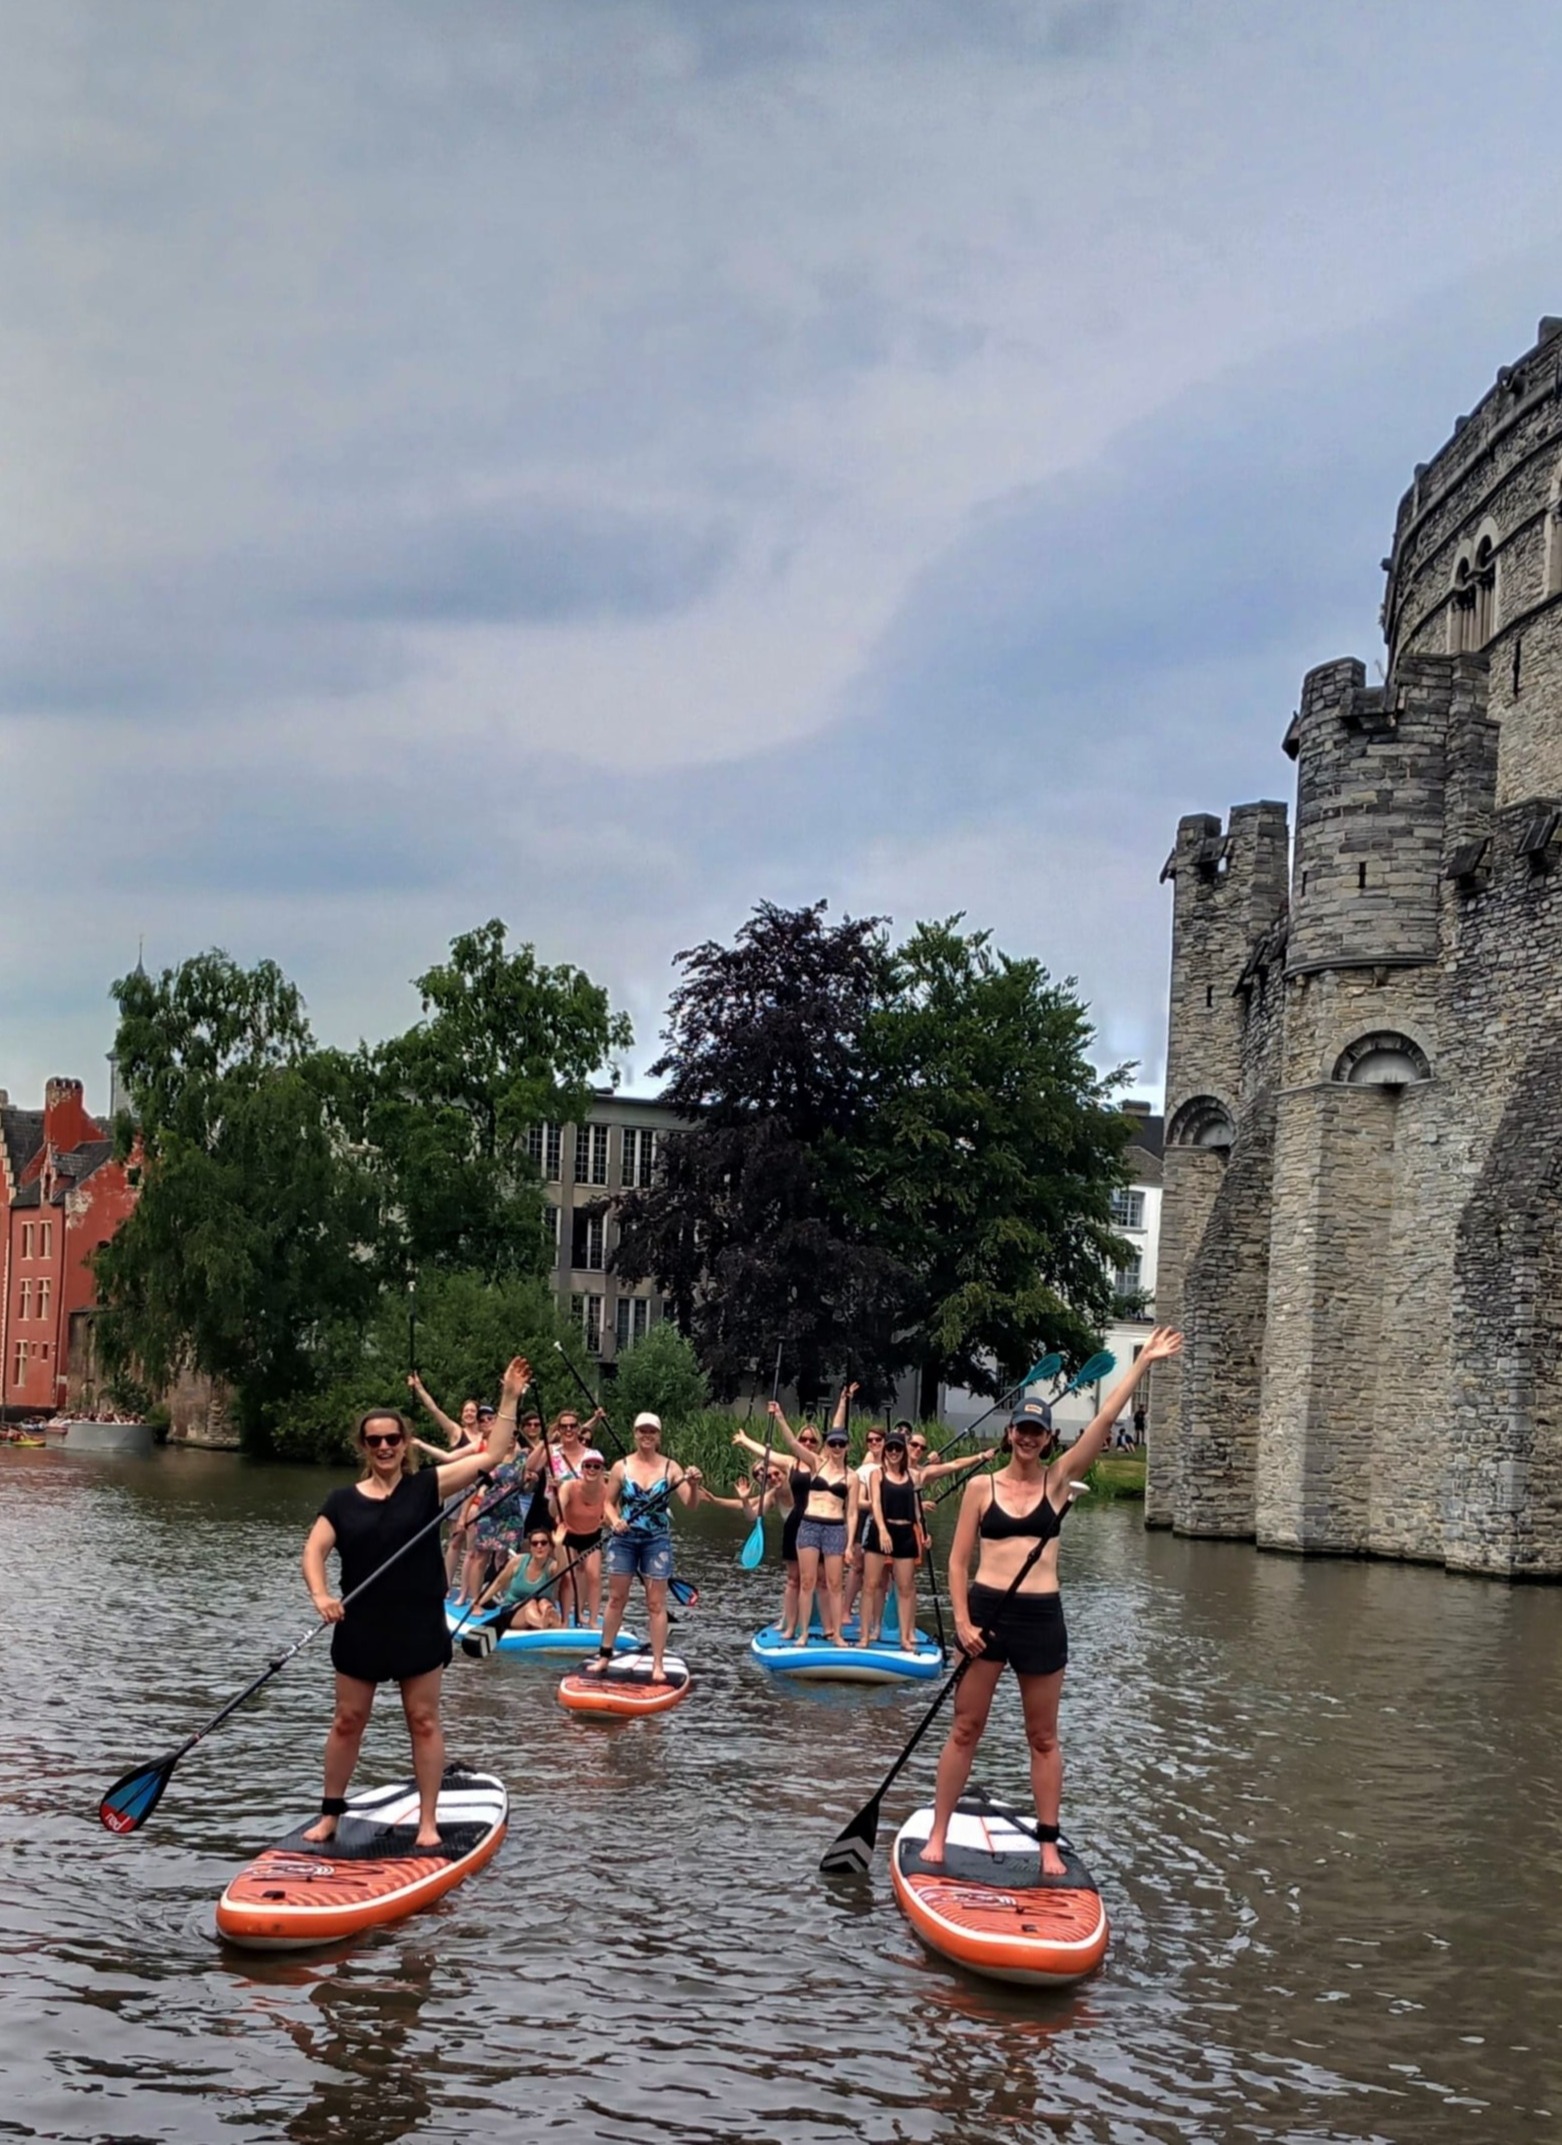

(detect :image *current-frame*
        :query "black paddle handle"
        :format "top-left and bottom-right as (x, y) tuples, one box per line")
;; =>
(552, 1341), (628, 1458)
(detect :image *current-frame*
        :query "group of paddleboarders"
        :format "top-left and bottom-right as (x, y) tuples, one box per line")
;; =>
(300, 1329), (1182, 1874)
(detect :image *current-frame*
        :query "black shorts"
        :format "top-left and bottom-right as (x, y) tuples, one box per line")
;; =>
(331, 1602), (453, 1686)
(781, 1508), (802, 1564)
(563, 1529), (601, 1554)
(966, 1584), (1068, 1677)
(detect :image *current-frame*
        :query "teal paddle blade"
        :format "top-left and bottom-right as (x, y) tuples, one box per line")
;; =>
(1065, 1350), (1116, 1393)
(738, 1518), (765, 1569)
(1023, 1351), (1063, 1386)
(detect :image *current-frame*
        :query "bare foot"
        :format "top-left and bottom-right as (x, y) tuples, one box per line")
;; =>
(918, 1838), (946, 1866)
(301, 1816), (337, 1843)
(1040, 1842), (1066, 1877)
(413, 1829), (442, 1851)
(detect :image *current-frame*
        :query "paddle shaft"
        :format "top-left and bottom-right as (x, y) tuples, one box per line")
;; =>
(470, 1480), (681, 1641)
(740, 1341), (786, 1565)
(929, 1352), (1063, 1461)
(552, 1341), (628, 1458)
(926, 1353), (1114, 1511)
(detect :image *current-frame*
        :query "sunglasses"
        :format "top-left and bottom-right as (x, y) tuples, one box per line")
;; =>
(581, 1461), (605, 1471)
(363, 1431), (404, 1450)
(799, 1436), (821, 1447)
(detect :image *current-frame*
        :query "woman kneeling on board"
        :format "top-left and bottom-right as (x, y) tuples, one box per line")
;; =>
(301, 1355), (529, 1849)
(918, 1329), (1182, 1876)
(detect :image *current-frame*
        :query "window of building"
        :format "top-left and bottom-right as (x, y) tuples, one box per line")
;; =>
(571, 1211), (606, 1272)
(1450, 524), (1499, 651)
(1109, 1188), (1145, 1230)
(527, 1123), (563, 1183)
(574, 1123), (609, 1186)
(575, 1292), (603, 1354)
(615, 1295), (651, 1352)
(20, 1224), (33, 1259)
(18, 1279), (30, 1321)
(1113, 1251), (1143, 1298)
(12, 1340), (27, 1386)
(37, 1276), (51, 1321)
(1166, 1095), (1235, 1152)
(1332, 1031), (1432, 1088)
(38, 1222), (51, 1259)
(621, 1126), (659, 1189)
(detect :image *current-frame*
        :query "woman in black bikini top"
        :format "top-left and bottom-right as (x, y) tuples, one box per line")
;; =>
(916, 1329), (1183, 1880)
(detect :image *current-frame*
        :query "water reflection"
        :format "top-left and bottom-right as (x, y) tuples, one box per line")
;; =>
(244, 1947), (438, 2145)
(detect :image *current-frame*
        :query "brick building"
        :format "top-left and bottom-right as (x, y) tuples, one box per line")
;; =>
(1153, 317), (1562, 1578)
(0, 1078), (136, 1418)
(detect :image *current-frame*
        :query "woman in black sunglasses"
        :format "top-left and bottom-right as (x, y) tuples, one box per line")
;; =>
(300, 1355), (526, 1850)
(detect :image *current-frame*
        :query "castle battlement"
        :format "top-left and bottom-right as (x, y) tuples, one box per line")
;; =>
(1155, 325), (1562, 1579)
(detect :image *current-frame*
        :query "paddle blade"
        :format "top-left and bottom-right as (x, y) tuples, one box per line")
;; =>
(460, 1626), (497, 1659)
(1065, 1350), (1116, 1394)
(737, 1519), (765, 1570)
(820, 1796), (881, 1876)
(99, 1753), (177, 1834)
(1023, 1351), (1064, 1387)
(668, 1575), (701, 1608)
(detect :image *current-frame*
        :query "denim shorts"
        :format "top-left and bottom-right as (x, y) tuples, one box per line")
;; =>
(796, 1517), (847, 1557)
(603, 1531), (676, 1581)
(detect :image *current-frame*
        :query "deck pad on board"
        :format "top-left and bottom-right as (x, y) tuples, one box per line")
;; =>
(891, 1798), (1108, 1988)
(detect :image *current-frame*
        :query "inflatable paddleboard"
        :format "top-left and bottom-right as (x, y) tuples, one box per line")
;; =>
(891, 1797), (1108, 1987)
(751, 1625), (944, 1683)
(558, 1650), (691, 1716)
(215, 1766), (507, 1952)
(494, 1624), (641, 1657)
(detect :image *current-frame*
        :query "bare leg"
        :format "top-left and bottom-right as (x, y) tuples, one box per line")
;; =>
(645, 1576), (670, 1679)
(582, 1547), (602, 1628)
(922, 1659), (1003, 1861)
(461, 1543), (488, 1605)
(795, 1544), (821, 1641)
(779, 1559), (800, 1638)
(1018, 1668), (1067, 1876)
(303, 1673), (375, 1840)
(591, 1569), (633, 1669)
(446, 1526), (467, 1593)
(399, 1668), (446, 1847)
(893, 1557), (919, 1648)
(857, 1551), (886, 1644)
(842, 1542), (864, 1622)
(822, 1549), (846, 1641)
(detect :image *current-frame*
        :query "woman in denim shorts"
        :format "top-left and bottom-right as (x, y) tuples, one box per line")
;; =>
(793, 1425), (859, 1646)
(588, 1412), (703, 1685)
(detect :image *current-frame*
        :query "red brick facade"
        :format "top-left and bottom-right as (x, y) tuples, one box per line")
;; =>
(0, 1079), (136, 1417)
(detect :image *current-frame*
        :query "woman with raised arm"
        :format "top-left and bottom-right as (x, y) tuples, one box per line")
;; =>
(734, 1402), (826, 1639)
(793, 1418), (859, 1647)
(301, 1355), (529, 1850)
(915, 1330), (1183, 1876)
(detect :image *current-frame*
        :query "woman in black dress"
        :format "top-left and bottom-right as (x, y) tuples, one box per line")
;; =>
(300, 1354), (528, 1849)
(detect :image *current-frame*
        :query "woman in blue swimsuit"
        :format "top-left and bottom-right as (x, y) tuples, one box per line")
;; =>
(919, 1329), (1182, 1875)
(590, 1412), (703, 1684)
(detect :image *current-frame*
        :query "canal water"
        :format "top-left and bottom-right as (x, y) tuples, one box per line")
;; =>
(0, 1444), (1557, 2144)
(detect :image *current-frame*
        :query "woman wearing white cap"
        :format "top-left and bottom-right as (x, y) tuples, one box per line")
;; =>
(555, 1445), (610, 1627)
(589, 1413), (703, 1684)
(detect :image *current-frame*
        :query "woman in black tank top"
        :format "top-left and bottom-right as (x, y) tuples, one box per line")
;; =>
(912, 1331), (1183, 1880)
(860, 1433), (922, 1650)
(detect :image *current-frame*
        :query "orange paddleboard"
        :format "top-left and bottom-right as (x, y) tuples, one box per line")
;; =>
(215, 1767), (507, 1951)
(558, 1650), (691, 1717)
(891, 1798), (1108, 1987)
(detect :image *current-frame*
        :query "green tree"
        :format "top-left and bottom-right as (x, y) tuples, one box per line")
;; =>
(860, 918), (1134, 1415)
(334, 920), (633, 1283)
(609, 1320), (710, 1432)
(96, 953), (381, 1446)
(612, 902), (911, 1403)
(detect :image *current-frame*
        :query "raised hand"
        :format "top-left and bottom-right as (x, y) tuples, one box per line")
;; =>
(1139, 1328), (1184, 1364)
(500, 1355), (532, 1399)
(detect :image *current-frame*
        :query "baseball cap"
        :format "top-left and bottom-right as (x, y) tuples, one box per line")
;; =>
(477, 1403), (496, 1420)
(580, 1447), (606, 1465)
(824, 1428), (849, 1446)
(633, 1411), (662, 1432)
(1007, 1398), (1055, 1434)
(884, 1431), (908, 1451)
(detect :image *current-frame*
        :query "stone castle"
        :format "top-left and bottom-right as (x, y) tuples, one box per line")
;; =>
(1150, 318), (1562, 1580)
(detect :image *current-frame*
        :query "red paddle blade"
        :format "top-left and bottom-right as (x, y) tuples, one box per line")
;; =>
(99, 1754), (177, 1834)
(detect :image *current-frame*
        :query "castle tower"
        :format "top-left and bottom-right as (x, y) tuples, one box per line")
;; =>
(1149, 800), (1288, 1530)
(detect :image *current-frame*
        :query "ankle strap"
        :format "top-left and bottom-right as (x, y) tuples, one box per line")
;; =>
(320, 1796), (349, 1817)
(1033, 1822), (1060, 1843)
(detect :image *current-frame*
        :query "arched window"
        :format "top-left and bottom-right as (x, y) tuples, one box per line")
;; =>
(1166, 1095), (1235, 1152)
(1332, 1031), (1432, 1089)
(1450, 522), (1499, 651)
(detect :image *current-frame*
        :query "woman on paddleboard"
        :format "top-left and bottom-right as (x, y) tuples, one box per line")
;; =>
(555, 1446), (610, 1628)
(917, 1329), (1183, 1876)
(794, 1420), (859, 1646)
(589, 1412), (703, 1685)
(475, 1524), (564, 1630)
(301, 1356), (529, 1850)
(733, 1404), (827, 1640)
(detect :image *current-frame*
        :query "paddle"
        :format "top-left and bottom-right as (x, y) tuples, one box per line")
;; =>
(930, 1352), (1064, 1460)
(911, 1473), (947, 1655)
(927, 1349), (1121, 1513)
(738, 1341), (785, 1569)
(818, 1528), (1058, 1876)
(98, 1468), (529, 1834)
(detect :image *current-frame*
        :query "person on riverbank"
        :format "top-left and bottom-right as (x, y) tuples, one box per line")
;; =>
(474, 1524), (564, 1631)
(301, 1356), (528, 1849)
(588, 1413), (703, 1684)
(555, 1446), (610, 1627)
(915, 1329), (1183, 1877)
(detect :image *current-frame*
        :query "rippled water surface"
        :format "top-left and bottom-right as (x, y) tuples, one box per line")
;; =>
(2, 1445), (1560, 2143)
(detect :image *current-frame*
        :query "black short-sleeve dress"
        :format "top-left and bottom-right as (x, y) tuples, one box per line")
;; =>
(318, 1468), (453, 1685)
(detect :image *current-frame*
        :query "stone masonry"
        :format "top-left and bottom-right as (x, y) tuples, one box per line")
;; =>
(1155, 319), (1562, 1578)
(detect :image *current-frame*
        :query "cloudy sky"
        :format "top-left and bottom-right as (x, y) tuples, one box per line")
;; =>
(6, 0), (1562, 1111)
